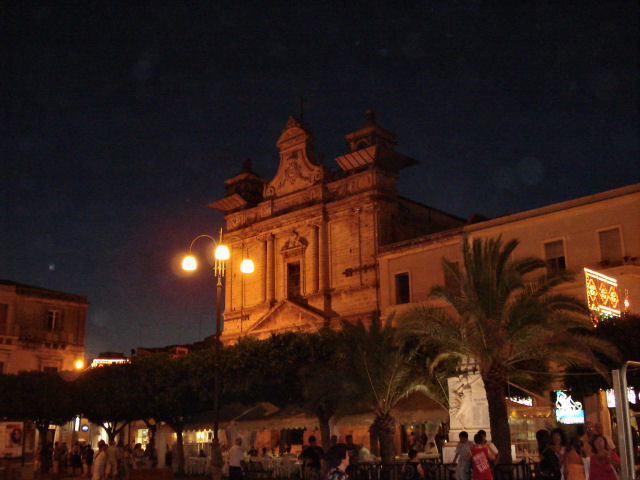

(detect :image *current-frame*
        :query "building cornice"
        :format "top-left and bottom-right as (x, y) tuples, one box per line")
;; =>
(379, 182), (640, 257)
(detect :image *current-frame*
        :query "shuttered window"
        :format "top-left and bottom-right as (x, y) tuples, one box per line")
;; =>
(599, 228), (623, 265)
(544, 240), (566, 273)
(395, 273), (410, 304)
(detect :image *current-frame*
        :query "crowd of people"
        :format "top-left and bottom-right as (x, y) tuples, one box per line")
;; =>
(208, 434), (368, 480)
(538, 423), (620, 480)
(32, 438), (157, 479)
(30, 422), (629, 480)
(446, 423), (622, 480)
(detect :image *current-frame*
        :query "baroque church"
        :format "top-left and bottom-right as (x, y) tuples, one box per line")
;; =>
(209, 111), (464, 344)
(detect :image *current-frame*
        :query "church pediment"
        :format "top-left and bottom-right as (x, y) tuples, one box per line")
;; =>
(264, 116), (324, 199)
(246, 299), (326, 336)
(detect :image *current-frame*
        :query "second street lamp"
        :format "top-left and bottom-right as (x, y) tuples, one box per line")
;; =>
(181, 229), (253, 440)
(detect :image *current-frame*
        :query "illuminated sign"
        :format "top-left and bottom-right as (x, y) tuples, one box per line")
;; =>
(555, 391), (584, 424)
(81, 425), (89, 432)
(605, 388), (637, 408)
(90, 358), (129, 368)
(508, 396), (533, 406)
(584, 268), (620, 317)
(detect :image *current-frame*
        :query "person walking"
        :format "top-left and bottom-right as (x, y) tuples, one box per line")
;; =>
(70, 442), (83, 475)
(92, 443), (108, 480)
(301, 436), (324, 480)
(468, 432), (494, 480)
(401, 448), (424, 480)
(325, 444), (349, 480)
(345, 435), (359, 479)
(122, 445), (133, 480)
(84, 445), (94, 477)
(564, 437), (586, 480)
(453, 431), (472, 480)
(105, 440), (120, 478)
(477, 430), (499, 466)
(540, 428), (566, 480)
(589, 435), (620, 480)
(229, 437), (246, 480)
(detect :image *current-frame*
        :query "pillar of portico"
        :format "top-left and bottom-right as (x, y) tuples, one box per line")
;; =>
(266, 234), (275, 303)
(308, 224), (319, 294)
(318, 216), (329, 294)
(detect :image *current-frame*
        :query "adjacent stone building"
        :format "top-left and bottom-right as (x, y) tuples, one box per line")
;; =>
(0, 280), (87, 374)
(378, 182), (640, 321)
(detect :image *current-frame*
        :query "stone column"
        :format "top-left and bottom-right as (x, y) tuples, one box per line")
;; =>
(308, 224), (319, 294)
(261, 238), (268, 303)
(318, 216), (329, 293)
(266, 234), (275, 303)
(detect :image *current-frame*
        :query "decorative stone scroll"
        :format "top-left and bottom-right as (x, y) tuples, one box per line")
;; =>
(264, 116), (324, 199)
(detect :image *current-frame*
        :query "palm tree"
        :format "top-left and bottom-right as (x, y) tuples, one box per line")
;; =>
(399, 236), (612, 464)
(339, 316), (444, 465)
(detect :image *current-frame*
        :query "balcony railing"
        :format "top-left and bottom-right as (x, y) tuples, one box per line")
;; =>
(18, 328), (76, 344)
(0, 324), (20, 337)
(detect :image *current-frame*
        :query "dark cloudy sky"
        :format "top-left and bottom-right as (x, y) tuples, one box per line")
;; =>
(2, 1), (638, 359)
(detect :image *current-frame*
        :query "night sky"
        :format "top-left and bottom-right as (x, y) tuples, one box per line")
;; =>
(3, 2), (638, 360)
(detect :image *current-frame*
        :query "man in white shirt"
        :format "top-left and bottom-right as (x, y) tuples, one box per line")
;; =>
(105, 440), (121, 478)
(228, 438), (245, 480)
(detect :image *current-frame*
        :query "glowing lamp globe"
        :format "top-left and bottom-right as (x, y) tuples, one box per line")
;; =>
(75, 360), (84, 370)
(214, 245), (230, 261)
(240, 259), (254, 273)
(182, 255), (197, 271)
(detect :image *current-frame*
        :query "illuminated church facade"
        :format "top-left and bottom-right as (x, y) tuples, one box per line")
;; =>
(209, 112), (464, 343)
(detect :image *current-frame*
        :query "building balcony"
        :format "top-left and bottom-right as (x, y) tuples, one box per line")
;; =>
(0, 324), (20, 337)
(18, 329), (77, 346)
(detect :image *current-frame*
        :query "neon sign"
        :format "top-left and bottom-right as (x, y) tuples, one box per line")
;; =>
(584, 268), (620, 318)
(555, 391), (585, 424)
(605, 388), (637, 408)
(90, 358), (129, 368)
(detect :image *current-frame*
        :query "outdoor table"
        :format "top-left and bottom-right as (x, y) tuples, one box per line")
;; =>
(186, 456), (208, 475)
(418, 453), (441, 460)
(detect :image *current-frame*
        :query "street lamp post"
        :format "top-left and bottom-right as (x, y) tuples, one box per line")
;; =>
(182, 229), (253, 440)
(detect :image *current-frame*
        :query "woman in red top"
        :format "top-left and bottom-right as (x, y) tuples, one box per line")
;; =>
(589, 435), (620, 480)
(468, 433), (494, 480)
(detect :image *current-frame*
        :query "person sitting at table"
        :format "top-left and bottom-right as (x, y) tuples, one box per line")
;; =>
(282, 447), (297, 459)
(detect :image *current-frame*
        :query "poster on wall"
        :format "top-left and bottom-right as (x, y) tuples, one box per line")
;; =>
(448, 373), (490, 432)
(0, 422), (24, 457)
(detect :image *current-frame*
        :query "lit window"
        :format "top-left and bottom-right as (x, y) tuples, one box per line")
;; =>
(544, 240), (566, 273)
(599, 228), (623, 266)
(394, 273), (410, 305)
